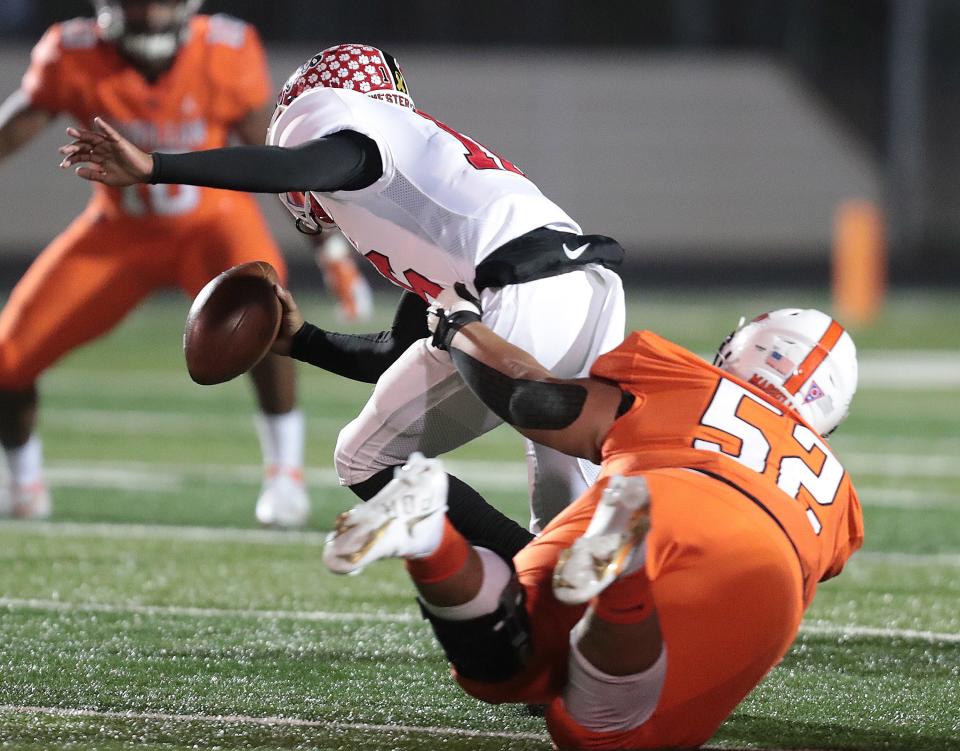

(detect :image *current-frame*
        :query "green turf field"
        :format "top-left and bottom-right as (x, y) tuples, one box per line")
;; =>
(0, 289), (958, 750)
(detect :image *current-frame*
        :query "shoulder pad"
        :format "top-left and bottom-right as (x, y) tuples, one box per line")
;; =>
(205, 14), (248, 49)
(59, 18), (99, 50)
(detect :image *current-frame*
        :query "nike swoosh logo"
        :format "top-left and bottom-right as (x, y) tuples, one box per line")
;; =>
(562, 242), (590, 260)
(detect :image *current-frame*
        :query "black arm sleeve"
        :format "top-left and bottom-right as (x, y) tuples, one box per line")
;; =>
(288, 291), (429, 383)
(150, 130), (382, 193)
(449, 348), (589, 430)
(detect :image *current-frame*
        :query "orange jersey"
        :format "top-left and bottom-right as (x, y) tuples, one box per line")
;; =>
(22, 14), (271, 222)
(590, 331), (864, 604)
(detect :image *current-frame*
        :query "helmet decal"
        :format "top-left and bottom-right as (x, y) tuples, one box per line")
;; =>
(782, 319), (846, 396)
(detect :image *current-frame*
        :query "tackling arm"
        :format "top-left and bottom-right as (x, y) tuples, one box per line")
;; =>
(0, 89), (52, 162)
(447, 323), (631, 463)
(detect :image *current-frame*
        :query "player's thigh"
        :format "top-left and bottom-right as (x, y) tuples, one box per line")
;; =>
(334, 339), (501, 485)
(0, 212), (156, 387)
(547, 470), (805, 750)
(482, 265), (625, 378)
(457, 483), (604, 706)
(176, 200), (288, 295)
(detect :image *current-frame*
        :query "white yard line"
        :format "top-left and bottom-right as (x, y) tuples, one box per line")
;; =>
(0, 703), (548, 742)
(0, 597), (415, 624)
(801, 621), (960, 644)
(43, 408), (348, 435)
(0, 703), (826, 751)
(41, 458), (529, 491)
(855, 352), (960, 388)
(852, 486), (958, 509)
(0, 519), (331, 545)
(3, 520), (959, 567)
(2, 596), (958, 645)
(47, 352), (960, 391)
(28, 456), (960, 495)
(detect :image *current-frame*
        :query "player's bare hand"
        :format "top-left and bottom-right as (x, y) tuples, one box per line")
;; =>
(58, 116), (153, 186)
(271, 284), (306, 356)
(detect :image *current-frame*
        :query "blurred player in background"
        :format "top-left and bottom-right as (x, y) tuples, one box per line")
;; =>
(325, 301), (864, 750)
(59, 42), (627, 561)
(0, 0), (359, 525)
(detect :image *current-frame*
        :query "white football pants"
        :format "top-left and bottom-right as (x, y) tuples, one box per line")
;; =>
(334, 265), (625, 532)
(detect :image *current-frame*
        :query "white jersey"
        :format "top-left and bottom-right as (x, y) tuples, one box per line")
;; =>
(267, 88), (580, 297)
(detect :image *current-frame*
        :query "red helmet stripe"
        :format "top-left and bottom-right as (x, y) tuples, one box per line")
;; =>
(783, 320), (845, 395)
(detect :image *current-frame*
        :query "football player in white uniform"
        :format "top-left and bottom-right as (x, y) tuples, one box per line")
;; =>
(59, 43), (627, 559)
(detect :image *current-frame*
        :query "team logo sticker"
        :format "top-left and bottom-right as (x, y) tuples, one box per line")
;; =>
(804, 381), (825, 403)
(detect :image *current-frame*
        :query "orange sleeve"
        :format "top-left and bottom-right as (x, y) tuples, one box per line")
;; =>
(206, 16), (273, 123)
(21, 25), (66, 114)
(820, 481), (865, 581)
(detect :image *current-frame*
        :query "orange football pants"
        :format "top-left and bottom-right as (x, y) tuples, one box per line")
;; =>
(458, 468), (805, 750)
(0, 198), (286, 389)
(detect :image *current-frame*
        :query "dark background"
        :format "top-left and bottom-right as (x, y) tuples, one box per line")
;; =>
(2, 0), (957, 283)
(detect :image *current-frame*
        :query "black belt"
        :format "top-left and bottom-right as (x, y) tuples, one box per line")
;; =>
(474, 227), (625, 291)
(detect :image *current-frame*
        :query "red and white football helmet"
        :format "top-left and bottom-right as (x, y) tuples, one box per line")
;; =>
(714, 308), (858, 436)
(271, 43), (413, 233)
(92, 0), (202, 67)
(275, 43), (414, 111)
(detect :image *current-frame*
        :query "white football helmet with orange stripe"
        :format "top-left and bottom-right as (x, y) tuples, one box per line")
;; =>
(714, 308), (858, 436)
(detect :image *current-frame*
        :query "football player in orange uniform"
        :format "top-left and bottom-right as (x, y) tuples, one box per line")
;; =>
(0, 0), (320, 524)
(322, 292), (863, 750)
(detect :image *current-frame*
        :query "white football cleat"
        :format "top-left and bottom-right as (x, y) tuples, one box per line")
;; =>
(256, 469), (310, 529)
(552, 475), (651, 605)
(323, 452), (448, 575)
(5, 480), (52, 520)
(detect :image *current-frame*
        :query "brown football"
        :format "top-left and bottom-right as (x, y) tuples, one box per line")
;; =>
(184, 261), (282, 385)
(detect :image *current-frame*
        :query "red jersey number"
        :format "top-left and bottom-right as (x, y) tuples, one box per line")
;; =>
(364, 250), (442, 301)
(417, 111), (523, 175)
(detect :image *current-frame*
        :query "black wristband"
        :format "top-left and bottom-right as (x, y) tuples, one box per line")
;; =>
(289, 321), (316, 361)
(432, 310), (481, 351)
(149, 152), (162, 184)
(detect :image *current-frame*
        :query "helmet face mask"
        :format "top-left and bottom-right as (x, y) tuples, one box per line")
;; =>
(714, 309), (858, 436)
(92, 0), (202, 69)
(276, 189), (337, 236)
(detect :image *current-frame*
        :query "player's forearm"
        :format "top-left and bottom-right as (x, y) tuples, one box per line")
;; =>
(449, 324), (587, 429)
(448, 323), (629, 461)
(289, 291), (428, 382)
(0, 90), (50, 161)
(150, 131), (381, 193)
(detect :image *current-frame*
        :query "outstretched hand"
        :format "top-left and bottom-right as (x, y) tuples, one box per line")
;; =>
(271, 284), (306, 356)
(58, 116), (154, 186)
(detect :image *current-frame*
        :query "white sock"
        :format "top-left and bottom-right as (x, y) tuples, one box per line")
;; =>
(564, 631), (667, 732)
(420, 547), (512, 621)
(255, 410), (305, 472)
(5, 434), (44, 487)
